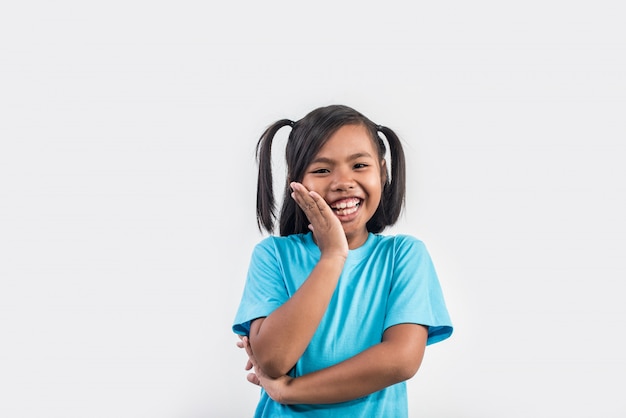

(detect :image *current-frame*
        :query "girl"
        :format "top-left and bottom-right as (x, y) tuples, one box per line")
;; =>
(233, 104), (453, 417)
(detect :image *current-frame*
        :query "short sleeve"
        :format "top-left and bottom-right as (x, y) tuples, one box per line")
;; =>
(384, 235), (453, 345)
(232, 238), (289, 336)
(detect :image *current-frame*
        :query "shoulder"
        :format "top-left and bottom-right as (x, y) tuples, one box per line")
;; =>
(255, 233), (310, 249)
(252, 233), (314, 258)
(374, 234), (428, 253)
(370, 234), (433, 268)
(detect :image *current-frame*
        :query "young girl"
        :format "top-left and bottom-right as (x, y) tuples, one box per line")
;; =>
(232, 104), (453, 417)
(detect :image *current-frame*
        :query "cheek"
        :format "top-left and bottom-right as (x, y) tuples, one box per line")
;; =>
(366, 176), (384, 198)
(300, 177), (318, 193)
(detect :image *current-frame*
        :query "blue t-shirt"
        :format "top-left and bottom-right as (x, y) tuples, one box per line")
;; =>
(233, 232), (453, 417)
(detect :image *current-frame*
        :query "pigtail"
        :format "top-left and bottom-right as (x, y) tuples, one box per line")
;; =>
(367, 125), (406, 232)
(255, 119), (294, 234)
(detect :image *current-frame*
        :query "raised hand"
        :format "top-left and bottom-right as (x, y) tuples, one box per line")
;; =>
(290, 182), (348, 260)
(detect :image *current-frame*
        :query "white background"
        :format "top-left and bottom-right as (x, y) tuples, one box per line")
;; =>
(1, 1), (625, 417)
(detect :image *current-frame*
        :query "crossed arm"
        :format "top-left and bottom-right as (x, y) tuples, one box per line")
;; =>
(237, 182), (428, 405)
(239, 323), (428, 405)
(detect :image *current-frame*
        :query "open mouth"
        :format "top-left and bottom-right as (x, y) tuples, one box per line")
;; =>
(330, 198), (362, 216)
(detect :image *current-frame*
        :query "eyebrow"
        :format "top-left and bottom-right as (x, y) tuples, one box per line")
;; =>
(310, 152), (375, 164)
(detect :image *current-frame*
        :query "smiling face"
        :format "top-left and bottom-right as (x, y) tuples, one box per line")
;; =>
(301, 124), (386, 249)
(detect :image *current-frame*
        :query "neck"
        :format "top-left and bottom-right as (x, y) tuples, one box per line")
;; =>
(346, 231), (369, 250)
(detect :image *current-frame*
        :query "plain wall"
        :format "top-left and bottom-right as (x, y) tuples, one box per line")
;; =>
(1, 1), (625, 417)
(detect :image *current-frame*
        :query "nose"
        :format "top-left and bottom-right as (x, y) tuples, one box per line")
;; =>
(331, 167), (355, 191)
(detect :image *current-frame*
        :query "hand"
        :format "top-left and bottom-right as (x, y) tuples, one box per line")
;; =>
(290, 182), (348, 260)
(237, 336), (293, 404)
(236, 335), (253, 373)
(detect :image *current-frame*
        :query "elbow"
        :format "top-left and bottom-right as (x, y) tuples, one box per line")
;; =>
(390, 348), (423, 382)
(397, 361), (420, 382)
(383, 324), (427, 382)
(258, 358), (294, 379)
(250, 340), (295, 378)
(248, 319), (296, 378)
(390, 361), (419, 382)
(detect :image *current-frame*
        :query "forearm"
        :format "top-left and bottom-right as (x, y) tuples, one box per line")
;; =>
(280, 324), (427, 405)
(250, 255), (345, 377)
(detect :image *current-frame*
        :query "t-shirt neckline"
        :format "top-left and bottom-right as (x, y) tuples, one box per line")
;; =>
(302, 232), (378, 263)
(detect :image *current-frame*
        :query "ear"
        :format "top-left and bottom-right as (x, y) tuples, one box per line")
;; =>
(380, 159), (388, 185)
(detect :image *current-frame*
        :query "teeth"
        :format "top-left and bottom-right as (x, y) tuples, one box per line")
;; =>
(335, 206), (358, 216)
(331, 198), (360, 209)
(331, 198), (360, 216)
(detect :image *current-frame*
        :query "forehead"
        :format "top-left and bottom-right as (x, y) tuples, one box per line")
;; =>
(315, 124), (378, 159)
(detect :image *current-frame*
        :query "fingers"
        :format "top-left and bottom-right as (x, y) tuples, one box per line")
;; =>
(290, 182), (331, 227)
(242, 337), (255, 364)
(236, 337), (253, 370)
(236, 334), (245, 348)
(247, 373), (261, 386)
(236, 336), (261, 387)
(243, 338), (261, 386)
(290, 182), (315, 212)
(307, 189), (328, 210)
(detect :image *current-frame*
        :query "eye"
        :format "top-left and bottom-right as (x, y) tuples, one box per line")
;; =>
(353, 163), (369, 169)
(311, 168), (330, 174)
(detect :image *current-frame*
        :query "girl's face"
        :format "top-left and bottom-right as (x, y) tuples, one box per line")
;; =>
(301, 124), (385, 249)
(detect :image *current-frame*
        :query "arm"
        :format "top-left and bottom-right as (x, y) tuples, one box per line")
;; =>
(243, 323), (428, 405)
(249, 182), (349, 378)
(249, 254), (344, 377)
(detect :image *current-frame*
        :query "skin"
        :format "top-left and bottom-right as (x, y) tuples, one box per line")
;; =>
(238, 124), (428, 405)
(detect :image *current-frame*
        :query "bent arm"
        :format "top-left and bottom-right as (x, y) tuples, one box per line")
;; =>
(247, 182), (349, 378)
(247, 323), (428, 405)
(249, 254), (345, 378)
(281, 324), (427, 404)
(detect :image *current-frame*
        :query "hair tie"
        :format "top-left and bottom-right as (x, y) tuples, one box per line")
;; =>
(290, 120), (295, 127)
(377, 125), (383, 132)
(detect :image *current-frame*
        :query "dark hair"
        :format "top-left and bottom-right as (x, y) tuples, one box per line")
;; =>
(256, 104), (406, 236)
